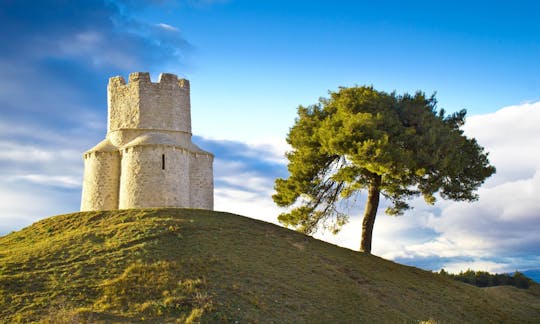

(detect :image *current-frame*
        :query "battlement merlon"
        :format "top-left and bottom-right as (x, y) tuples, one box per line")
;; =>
(107, 72), (190, 89)
(106, 72), (192, 135)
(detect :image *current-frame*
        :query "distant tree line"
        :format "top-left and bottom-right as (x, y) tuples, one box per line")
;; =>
(439, 269), (533, 289)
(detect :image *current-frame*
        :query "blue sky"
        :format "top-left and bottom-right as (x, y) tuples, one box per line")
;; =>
(1, 0), (539, 275)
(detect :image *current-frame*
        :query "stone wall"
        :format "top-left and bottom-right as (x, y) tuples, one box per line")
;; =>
(119, 145), (191, 209)
(189, 153), (214, 209)
(81, 72), (214, 211)
(80, 150), (120, 211)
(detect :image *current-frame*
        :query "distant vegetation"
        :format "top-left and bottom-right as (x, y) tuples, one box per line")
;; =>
(440, 269), (533, 289)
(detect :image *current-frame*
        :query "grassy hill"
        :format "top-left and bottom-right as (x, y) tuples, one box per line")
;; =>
(1, 208), (539, 323)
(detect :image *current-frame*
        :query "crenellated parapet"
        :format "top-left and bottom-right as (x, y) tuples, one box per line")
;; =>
(107, 72), (190, 90)
(107, 72), (191, 137)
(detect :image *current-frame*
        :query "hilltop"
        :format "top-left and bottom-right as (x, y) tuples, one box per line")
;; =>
(1, 208), (539, 323)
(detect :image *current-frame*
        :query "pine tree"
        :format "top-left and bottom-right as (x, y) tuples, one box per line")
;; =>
(273, 86), (496, 253)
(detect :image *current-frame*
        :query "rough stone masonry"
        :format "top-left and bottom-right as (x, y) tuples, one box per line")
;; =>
(80, 72), (214, 211)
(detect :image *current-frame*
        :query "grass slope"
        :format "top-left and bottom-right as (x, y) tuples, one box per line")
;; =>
(1, 208), (539, 323)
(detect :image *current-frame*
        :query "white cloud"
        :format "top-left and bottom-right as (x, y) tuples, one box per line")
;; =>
(442, 260), (511, 274)
(463, 102), (540, 186)
(244, 137), (291, 165)
(214, 187), (282, 225)
(54, 30), (140, 69)
(315, 217), (363, 251)
(218, 174), (274, 195)
(0, 122), (88, 235)
(156, 23), (179, 32)
(0, 141), (81, 163)
(0, 180), (81, 235)
(58, 31), (103, 54)
(211, 138), (288, 225)
(14, 174), (81, 189)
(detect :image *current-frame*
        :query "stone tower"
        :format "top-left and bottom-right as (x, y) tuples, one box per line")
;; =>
(80, 72), (214, 211)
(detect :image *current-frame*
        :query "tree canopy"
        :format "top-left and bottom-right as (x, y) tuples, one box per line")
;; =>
(273, 86), (496, 253)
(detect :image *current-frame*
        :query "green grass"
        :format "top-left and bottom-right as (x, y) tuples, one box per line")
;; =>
(1, 208), (539, 323)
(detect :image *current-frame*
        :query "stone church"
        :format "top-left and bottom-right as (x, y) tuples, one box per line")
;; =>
(80, 72), (214, 211)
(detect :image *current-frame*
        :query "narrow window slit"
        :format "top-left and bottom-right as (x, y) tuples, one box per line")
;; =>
(162, 154), (165, 170)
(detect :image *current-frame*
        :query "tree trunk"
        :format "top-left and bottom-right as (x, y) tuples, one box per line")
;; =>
(360, 175), (381, 253)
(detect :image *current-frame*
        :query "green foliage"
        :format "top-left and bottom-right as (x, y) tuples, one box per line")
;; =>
(274, 86), (496, 239)
(1, 209), (539, 323)
(440, 269), (533, 289)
